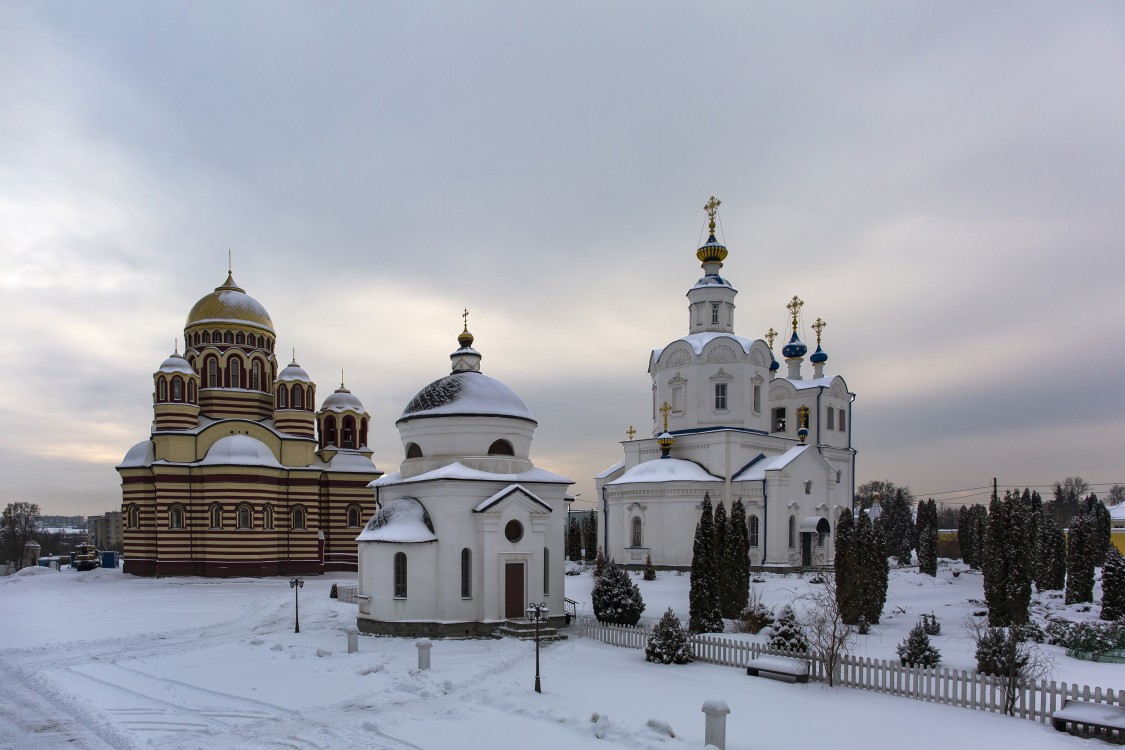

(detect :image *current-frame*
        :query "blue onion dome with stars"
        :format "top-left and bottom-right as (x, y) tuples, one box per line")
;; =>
(810, 344), (827, 364)
(769, 357), (780, 373)
(782, 331), (807, 359)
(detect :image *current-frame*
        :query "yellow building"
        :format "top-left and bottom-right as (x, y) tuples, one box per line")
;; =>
(118, 273), (382, 576)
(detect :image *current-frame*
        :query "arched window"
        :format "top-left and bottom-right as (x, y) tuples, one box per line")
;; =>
(543, 547), (550, 596)
(405, 442), (422, 459)
(291, 506), (306, 530)
(360, 418), (368, 447)
(342, 416), (356, 449)
(347, 505), (361, 528)
(827, 407), (835, 430)
(202, 331), (211, 344)
(325, 416), (338, 446)
(223, 330), (233, 344)
(394, 552), (407, 598)
(291, 384), (303, 409)
(170, 505), (184, 529)
(252, 360), (261, 391)
(207, 358), (219, 388)
(277, 386), (288, 409)
(229, 357), (242, 389)
(237, 504), (252, 529)
(257, 335), (264, 348)
(126, 505), (139, 529)
(172, 376), (183, 401)
(839, 410), (846, 432)
(631, 517), (643, 547)
(235, 331), (245, 345)
(157, 377), (168, 402)
(487, 439), (514, 456)
(212, 329), (222, 343)
(306, 385), (314, 410)
(209, 504), (223, 529)
(263, 504), (274, 530)
(788, 516), (796, 548)
(753, 384), (762, 413)
(748, 515), (760, 547)
(461, 548), (472, 598)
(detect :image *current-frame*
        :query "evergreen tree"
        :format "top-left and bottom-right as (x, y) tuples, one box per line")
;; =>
(643, 553), (656, 581)
(1083, 495), (1112, 566)
(723, 499), (750, 620)
(591, 560), (644, 626)
(968, 504), (987, 569)
(897, 622), (941, 667)
(957, 506), (972, 564)
(583, 514), (598, 562)
(880, 489), (915, 566)
(857, 510), (888, 624)
(1035, 515), (1067, 591)
(714, 500), (730, 615)
(983, 490), (1035, 627)
(567, 519), (582, 562)
(834, 508), (861, 624)
(688, 494), (723, 634)
(645, 608), (693, 664)
(593, 546), (607, 578)
(769, 605), (809, 653)
(1100, 547), (1125, 621)
(1028, 491), (1044, 587)
(1064, 511), (1096, 605)
(917, 498), (938, 576)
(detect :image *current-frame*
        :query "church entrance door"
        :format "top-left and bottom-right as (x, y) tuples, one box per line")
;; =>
(504, 562), (525, 619)
(801, 533), (812, 567)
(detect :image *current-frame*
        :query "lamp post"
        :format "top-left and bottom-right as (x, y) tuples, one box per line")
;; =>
(525, 601), (548, 693)
(289, 577), (304, 633)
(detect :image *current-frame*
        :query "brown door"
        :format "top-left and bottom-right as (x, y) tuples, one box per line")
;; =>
(505, 562), (525, 618)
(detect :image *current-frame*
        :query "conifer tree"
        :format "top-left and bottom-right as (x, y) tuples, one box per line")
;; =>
(880, 489), (915, 566)
(857, 509), (888, 624)
(957, 505), (972, 564)
(1083, 495), (1112, 566)
(1100, 547), (1125, 621)
(834, 509), (861, 624)
(724, 499), (750, 619)
(643, 553), (656, 581)
(591, 560), (644, 626)
(689, 494), (723, 634)
(714, 500), (730, 614)
(1035, 515), (1066, 591)
(983, 490), (1034, 626)
(968, 504), (987, 569)
(567, 519), (582, 562)
(769, 604), (809, 653)
(917, 498), (938, 576)
(897, 621), (941, 667)
(645, 608), (693, 664)
(583, 514), (598, 562)
(593, 546), (607, 578)
(1065, 511), (1096, 605)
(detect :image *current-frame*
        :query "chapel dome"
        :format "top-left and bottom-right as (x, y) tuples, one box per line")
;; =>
(158, 352), (194, 375)
(201, 435), (281, 467)
(397, 371), (536, 425)
(782, 331), (808, 359)
(277, 360), (312, 383)
(321, 385), (366, 413)
(185, 273), (275, 333)
(810, 344), (828, 364)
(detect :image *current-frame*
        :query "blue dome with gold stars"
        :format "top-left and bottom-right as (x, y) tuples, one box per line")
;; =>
(810, 344), (827, 364)
(781, 331), (807, 359)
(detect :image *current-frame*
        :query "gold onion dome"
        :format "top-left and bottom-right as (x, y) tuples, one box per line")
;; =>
(186, 272), (275, 333)
(458, 326), (474, 349)
(696, 195), (728, 264)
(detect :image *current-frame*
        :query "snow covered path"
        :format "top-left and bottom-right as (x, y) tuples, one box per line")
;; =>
(0, 567), (1096, 749)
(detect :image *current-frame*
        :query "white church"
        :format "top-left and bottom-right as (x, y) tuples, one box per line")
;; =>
(596, 198), (856, 570)
(354, 322), (572, 637)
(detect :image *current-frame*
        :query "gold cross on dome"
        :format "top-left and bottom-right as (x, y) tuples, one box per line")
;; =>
(626, 425), (636, 441)
(765, 327), (777, 350)
(703, 195), (721, 233)
(462, 308), (469, 331)
(659, 401), (672, 431)
(786, 295), (804, 332)
(812, 317), (827, 345)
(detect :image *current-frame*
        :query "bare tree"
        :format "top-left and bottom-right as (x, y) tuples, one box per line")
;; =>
(964, 617), (1053, 716)
(2, 502), (41, 568)
(800, 577), (856, 688)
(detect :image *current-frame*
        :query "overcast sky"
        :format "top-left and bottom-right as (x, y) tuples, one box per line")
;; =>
(3, 2), (1124, 517)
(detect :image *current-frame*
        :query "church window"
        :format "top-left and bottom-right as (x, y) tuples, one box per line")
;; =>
(209, 504), (223, 529)
(838, 410), (846, 432)
(405, 442), (422, 459)
(360, 418), (368, 447)
(223, 330), (233, 344)
(212, 329), (222, 343)
(170, 505), (185, 529)
(753, 384), (761, 413)
(157, 377), (167, 402)
(235, 332), (245, 345)
(488, 439), (514, 456)
(749, 515), (759, 547)
(347, 505), (361, 528)
(631, 517), (643, 548)
(342, 416), (356, 448)
(207, 358), (218, 388)
(394, 552), (408, 598)
(252, 360), (261, 391)
(461, 548), (472, 598)
(504, 520), (524, 543)
(278, 386), (288, 409)
(788, 516), (796, 548)
(543, 547), (550, 596)
(324, 416), (338, 447)
(229, 358), (242, 389)
(711, 304), (719, 324)
(714, 383), (728, 410)
(292, 384), (303, 409)
(263, 504), (274, 530)
(772, 407), (787, 432)
(818, 525), (828, 547)
(671, 385), (684, 414)
(805, 480), (813, 494)
(836, 470), (842, 484)
(291, 506), (306, 530)
(126, 505), (139, 529)
(202, 331), (210, 344)
(257, 335), (265, 349)
(237, 504), (252, 529)
(827, 407), (835, 430)
(172, 377), (183, 401)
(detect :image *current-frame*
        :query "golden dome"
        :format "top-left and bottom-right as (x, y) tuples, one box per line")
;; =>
(185, 273), (275, 333)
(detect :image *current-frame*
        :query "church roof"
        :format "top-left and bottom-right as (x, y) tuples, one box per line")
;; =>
(200, 435), (282, 468)
(315, 451), (380, 474)
(186, 273), (274, 333)
(473, 484), (552, 513)
(355, 497), (436, 544)
(118, 439), (154, 468)
(370, 461), (571, 488)
(397, 371), (536, 425)
(653, 331), (759, 360)
(277, 361), (312, 383)
(158, 353), (194, 375)
(596, 461), (625, 480)
(320, 385), (366, 413)
(607, 458), (721, 485)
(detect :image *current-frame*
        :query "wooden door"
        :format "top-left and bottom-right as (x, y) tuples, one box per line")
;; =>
(504, 562), (525, 619)
(801, 533), (812, 567)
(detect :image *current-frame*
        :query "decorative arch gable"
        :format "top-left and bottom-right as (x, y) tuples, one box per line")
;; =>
(665, 348), (692, 368)
(749, 342), (771, 367)
(705, 344), (737, 363)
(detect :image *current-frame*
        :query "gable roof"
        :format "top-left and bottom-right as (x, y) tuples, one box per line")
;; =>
(473, 484), (552, 514)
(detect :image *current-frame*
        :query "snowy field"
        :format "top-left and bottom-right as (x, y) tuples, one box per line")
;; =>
(0, 565), (1114, 750)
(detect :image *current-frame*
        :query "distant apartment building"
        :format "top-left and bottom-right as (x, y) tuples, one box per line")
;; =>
(87, 511), (123, 551)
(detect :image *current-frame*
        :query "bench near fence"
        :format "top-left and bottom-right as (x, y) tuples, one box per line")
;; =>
(747, 655), (809, 684)
(1052, 698), (1125, 743)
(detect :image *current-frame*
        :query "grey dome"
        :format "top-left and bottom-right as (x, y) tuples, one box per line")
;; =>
(397, 371), (536, 425)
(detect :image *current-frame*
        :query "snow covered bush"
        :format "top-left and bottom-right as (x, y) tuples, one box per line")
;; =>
(592, 560), (644, 626)
(1101, 546), (1125, 621)
(897, 622), (941, 667)
(1063, 621), (1125, 660)
(733, 591), (774, 634)
(769, 605), (808, 653)
(643, 554), (656, 581)
(645, 608), (693, 664)
(921, 612), (941, 636)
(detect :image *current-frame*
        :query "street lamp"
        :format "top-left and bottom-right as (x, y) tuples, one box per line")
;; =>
(289, 577), (304, 633)
(525, 601), (548, 693)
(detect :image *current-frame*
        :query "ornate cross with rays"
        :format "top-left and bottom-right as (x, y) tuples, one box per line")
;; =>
(704, 195), (721, 233)
(786, 295), (804, 333)
(659, 401), (672, 432)
(812, 317), (827, 345)
(765, 327), (778, 351)
(626, 425), (636, 441)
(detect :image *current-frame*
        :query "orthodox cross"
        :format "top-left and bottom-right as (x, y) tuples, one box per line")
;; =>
(626, 425), (636, 441)
(812, 317), (827, 345)
(462, 308), (469, 331)
(797, 404), (810, 428)
(765, 327), (777, 350)
(659, 401), (672, 432)
(704, 195), (721, 234)
(786, 295), (804, 333)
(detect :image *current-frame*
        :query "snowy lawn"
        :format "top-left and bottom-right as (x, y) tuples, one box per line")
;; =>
(0, 564), (1110, 749)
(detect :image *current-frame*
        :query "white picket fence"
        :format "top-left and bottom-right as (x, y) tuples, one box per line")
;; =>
(572, 616), (1122, 725)
(335, 583), (359, 603)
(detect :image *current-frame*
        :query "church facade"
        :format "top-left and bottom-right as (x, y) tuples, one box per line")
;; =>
(118, 272), (382, 577)
(597, 199), (856, 570)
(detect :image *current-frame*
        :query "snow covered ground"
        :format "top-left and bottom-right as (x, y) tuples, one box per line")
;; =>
(0, 564), (1112, 750)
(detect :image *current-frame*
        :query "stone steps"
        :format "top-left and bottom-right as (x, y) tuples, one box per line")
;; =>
(497, 619), (568, 642)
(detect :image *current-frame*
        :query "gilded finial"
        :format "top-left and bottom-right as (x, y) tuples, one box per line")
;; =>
(173, 338), (178, 355)
(292, 347), (296, 364)
(812, 317), (826, 345)
(341, 369), (345, 388)
(704, 195), (722, 235)
(659, 401), (672, 432)
(626, 426), (636, 441)
(765, 327), (777, 350)
(457, 308), (474, 348)
(786, 295), (804, 333)
(797, 404), (810, 428)
(228, 249), (232, 275)
(462, 307), (469, 332)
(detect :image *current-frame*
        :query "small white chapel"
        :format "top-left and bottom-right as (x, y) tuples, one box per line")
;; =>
(596, 198), (857, 570)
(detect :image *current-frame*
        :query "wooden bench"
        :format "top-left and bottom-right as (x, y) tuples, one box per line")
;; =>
(1052, 699), (1125, 743)
(746, 655), (810, 684)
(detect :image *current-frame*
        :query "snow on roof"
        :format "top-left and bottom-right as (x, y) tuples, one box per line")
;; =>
(691, 275), (736, 291)
(652, 331), (758, 361)
(158, 355), (194, 375)
(277, 362), (312, 382)
(1110, 503), (1125, 521)
(200, 435), (282, 468)
(735, 446), (810, 481)
(318, 451), (381, 474)
(319, 387), (366, 413)
(607, 459), (721, 485)
(355, 497), (436, 543)
(784, 376), (834, 390)
(370, 461), (572, 488)
(398, 371), (536, 424)
(596, 461), (625, 480)
(473, 484), (552, 513)
(118, 440), (154, 468)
